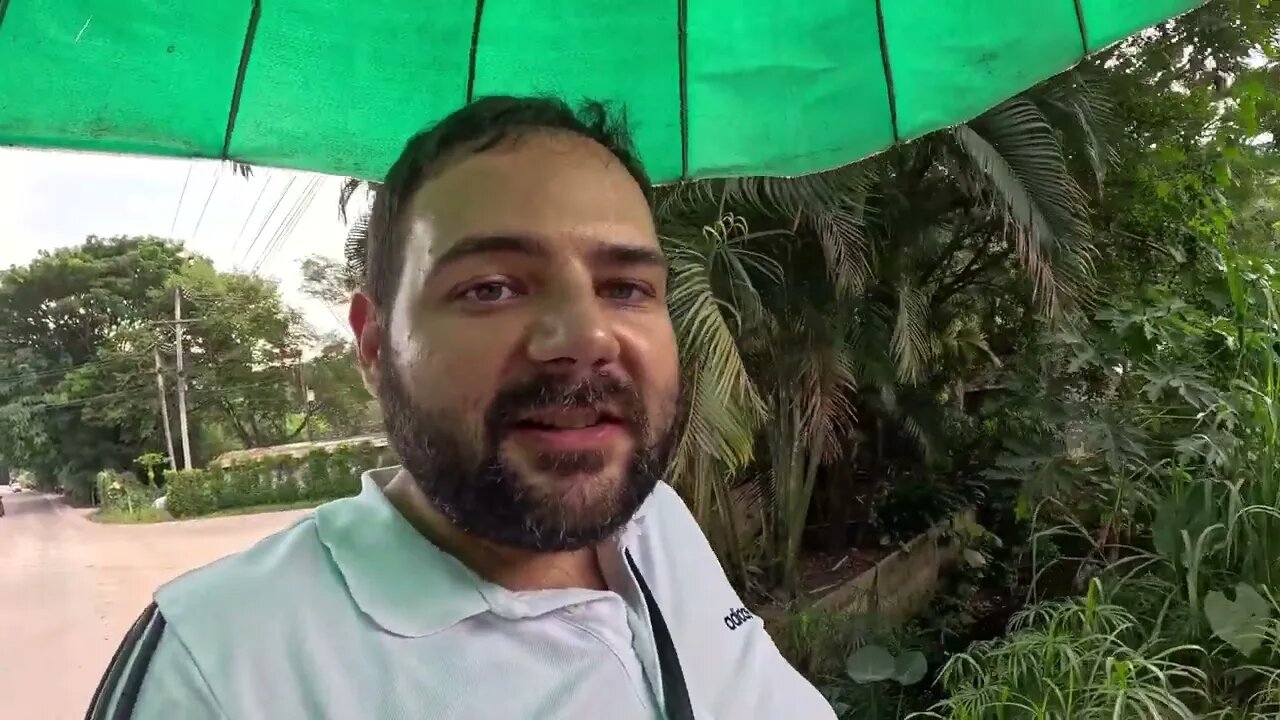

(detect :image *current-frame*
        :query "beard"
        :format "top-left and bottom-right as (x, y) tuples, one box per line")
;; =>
(376, 353), (678, 552)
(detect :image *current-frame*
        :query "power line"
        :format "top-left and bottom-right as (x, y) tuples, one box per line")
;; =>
(237, 176), (296, 270)
(0, 345), (159, 384)
(251, 177), (320, 274)
(168, 163), (194, 236)
(250, 176), (318, 273)
(190, 165), (223, 241)
(229, 170), (274, 260)
(0, 329), (300, 386)
(21, 379), (285, 414)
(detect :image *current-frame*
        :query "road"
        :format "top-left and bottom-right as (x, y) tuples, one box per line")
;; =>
(0, 488), (309, 719)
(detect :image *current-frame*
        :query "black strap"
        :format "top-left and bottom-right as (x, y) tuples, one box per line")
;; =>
(86, 602), (168, 720)
(626, 551), (696, 720)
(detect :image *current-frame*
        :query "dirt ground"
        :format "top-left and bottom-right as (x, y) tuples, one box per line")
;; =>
(0, 487), (309, 720)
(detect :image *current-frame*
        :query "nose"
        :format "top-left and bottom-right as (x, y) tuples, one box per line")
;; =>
(526, 283), (621, 374)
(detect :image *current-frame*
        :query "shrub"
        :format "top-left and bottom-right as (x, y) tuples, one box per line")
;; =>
(165, 443), (390, 519)
(165, 469), (217, 518)
(97, 469), (163, 517)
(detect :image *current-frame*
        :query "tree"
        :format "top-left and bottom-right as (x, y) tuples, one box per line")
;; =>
(177, 264), (314, 450)
(303, 339), (381, 438)
(300, 255), (359, 307)
(653, 69), (1107, 591)
(0, 237), (189, 496)
(0, 236), (322, 499)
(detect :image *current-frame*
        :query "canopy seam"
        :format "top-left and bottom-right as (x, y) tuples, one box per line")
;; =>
(873, 0), (900, 143)
(1072, 0), (1091, 54)
(678, 0), (689, 179)
(466, 0), (486, 103)
(222, 0), (262, 160)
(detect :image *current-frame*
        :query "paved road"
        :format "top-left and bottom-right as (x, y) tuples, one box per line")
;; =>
(0, 488), (309, 719)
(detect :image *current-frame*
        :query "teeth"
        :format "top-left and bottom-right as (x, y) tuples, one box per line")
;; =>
(527, 409), (601, 429)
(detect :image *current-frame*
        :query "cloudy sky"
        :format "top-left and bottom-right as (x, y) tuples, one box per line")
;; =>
(0, 147), (359, 338)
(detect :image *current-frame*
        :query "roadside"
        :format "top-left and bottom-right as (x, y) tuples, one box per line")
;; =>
(0, 487), (307, 719)
(94, 498), (327, 525)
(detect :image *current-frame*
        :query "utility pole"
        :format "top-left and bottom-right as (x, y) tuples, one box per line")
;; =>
(153, 347), (178, 472)
(173, 287), (194, 470)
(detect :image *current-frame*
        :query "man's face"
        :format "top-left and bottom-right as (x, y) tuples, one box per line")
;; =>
(351, 131), (681, 552)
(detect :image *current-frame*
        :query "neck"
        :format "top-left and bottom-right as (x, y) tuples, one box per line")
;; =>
(382, 470), (607, 592)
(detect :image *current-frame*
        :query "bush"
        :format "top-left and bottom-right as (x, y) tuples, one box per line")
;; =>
(165, 443), (393, 519)
(97, 470), (163, 518)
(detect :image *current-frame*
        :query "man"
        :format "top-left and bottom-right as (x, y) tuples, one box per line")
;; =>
(89, 96), (835, 719)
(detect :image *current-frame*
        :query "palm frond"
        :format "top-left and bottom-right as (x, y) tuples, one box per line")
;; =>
(1033, 70), (1121, 194)
(339, 179), (380, 223)
(953, 97), (1094, 312)
(665, 232), (768, 474)
(804, 331), (861, 464)
(891, 282), (934, 384)
(343, 212), (370, 286)
(656, 163), (876, 224)
(812, 200), (874, 298)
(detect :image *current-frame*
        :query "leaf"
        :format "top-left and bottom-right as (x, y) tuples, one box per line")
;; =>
(953, 98), (1094, 313)
(892, 650), (929, 686)
(1152, 481), (1217, 565)
(846, 644), (897, 684)
(963, 548), (988, 568)
(1204, 583), (1271, 657)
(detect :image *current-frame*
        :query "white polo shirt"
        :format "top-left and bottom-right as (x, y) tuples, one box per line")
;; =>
(126, 468), (835, 719)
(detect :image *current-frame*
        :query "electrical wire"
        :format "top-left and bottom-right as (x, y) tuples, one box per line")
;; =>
(21, 378), (287, 414)
(190, 165), (222, 241)
(237, 176), (296, 270)
(229, 170), (274, 261)
(169, 163), (194, 236)
(250, 176), (320, 275)
(0, 345), (159, 384)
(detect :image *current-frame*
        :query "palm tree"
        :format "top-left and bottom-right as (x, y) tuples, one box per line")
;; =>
(657, 71), (1113, 594)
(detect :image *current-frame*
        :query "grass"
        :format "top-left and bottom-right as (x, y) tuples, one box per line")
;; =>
(202, 499), (326, 519)
(94, 498), (327, 524)
(94, 506), (172, 524)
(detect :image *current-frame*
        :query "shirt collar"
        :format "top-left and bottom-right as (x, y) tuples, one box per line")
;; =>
(315, 466), (659, 638)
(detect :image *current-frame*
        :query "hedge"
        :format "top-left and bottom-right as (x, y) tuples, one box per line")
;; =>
(97, 469), (163, 515)
(165, 443), (395, 519)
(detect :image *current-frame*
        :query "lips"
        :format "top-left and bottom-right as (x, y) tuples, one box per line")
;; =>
(512, 406), (625, 431)
(505, 405), (632, 455)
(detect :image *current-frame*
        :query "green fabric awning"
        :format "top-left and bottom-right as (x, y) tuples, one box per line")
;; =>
(0, 1), (1205, 183)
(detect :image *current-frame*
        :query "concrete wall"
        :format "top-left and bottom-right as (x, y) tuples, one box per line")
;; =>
(810, 509), (973, 624)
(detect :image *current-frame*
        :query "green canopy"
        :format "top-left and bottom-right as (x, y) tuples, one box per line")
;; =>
(0, 0), (1205, 182)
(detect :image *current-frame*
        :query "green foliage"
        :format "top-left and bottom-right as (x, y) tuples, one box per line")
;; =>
(96, 469), (163, 520)
(1206, 584), (1272, 657)
(846, 644), (927, 686)
(298, 255), (359, 307)
(653, 64), (1105, 592)
(772, 607), (939, 719)
(164, 444), (391, 519)
(919, 582), (1205, 719)
(0, 236), (352, 487)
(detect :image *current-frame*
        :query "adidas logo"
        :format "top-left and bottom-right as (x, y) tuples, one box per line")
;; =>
(722, 606), (755, 630)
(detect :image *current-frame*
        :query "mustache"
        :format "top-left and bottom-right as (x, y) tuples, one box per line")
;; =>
(485, 372), (647, 435)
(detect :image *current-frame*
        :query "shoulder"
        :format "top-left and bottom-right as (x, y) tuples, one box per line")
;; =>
(624, 481), (724, 587)
(642, 481), (699, 529)
(154, 510), (344, 635)
(634, 481), (713, 554)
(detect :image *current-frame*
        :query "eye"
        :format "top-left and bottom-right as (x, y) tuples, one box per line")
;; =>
(600, 281), (652, 302)
(461, 281), (517, 303)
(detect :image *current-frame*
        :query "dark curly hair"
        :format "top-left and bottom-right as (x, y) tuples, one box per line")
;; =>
(360, 96), (653, 308)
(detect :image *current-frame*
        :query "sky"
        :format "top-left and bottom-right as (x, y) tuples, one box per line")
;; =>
(0, 146), (364, 339)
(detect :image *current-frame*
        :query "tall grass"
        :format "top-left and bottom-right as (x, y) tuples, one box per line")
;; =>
(917, 248), (1280, 717)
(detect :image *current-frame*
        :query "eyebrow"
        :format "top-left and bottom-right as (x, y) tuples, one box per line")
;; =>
(429, 234), (668, 275)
